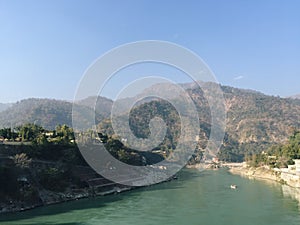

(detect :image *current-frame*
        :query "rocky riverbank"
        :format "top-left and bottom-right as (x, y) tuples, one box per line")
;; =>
(0, 162), (177, 215)
(228, 164), (282, 183)
(187, 162), (300, 189)
(227, 163), (300, 189)
(0, 181), (133, 214)
(227, 163), (300, 206)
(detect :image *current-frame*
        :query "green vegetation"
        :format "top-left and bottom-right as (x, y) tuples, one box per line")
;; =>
(1, 122), (158, 166)
(0, 123), (84, 200)
(0, 99), (74, 130)
(37, 166), (71, 192)
(2, 83), (300, 164)
(12, 153), (32, 169)
(98, 83), (300, 162)
(101, 134), (164, 165)
(128, 100), (181, 151)
(98, 99), (206, 163)
(0, 127), (18, 140)
(0, 122), (165, 205)
(1, 82), (300, 212)
(246, 130), (300, 168)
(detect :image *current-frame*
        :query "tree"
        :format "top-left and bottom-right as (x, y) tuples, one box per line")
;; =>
(32, 133), (49, 146)
(53, 124), (74, 144)
(0, 127), (18, 140)
(16, 123), (44, 141)
(12, 153), (32, 169)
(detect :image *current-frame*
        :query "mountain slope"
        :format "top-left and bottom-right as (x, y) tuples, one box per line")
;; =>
(112, 82), (300, 145)
(1, 83), (300, 162)
(76, 96), (113, 119)
(0, 97), (112, 130)
(98, 82), (300, 161)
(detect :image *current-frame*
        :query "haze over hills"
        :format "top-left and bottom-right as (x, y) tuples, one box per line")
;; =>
(289, 94), (300, 99)
(0, 103), (12, 113)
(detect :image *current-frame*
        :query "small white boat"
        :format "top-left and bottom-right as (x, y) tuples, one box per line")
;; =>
(230, 184), (237, 189)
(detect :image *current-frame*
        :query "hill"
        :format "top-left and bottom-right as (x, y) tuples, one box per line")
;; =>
(0, 97), (112, 130)
(1, 83), (300, 162)
(98, 82), (300, 162)
(75, 96), (113, 119)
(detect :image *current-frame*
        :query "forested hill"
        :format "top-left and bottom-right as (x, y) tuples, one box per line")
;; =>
(1, 83), (300, 162)
(221, 85), (300, 160)
(0, 98), (74, 129)
(222, 86), (300, 144)
(114, 82), (300, 147)
(75, 96), (113, 118)
(98, 83), (300, 161)
(0, 97), (112, 130)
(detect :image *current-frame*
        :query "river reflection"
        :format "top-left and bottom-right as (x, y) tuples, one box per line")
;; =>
(281, 185), (300, 210)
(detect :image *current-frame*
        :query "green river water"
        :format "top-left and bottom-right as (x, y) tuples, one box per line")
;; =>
(0, 169), (299, 225)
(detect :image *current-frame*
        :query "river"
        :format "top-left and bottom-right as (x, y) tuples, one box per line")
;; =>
(0, 169), (300, 225)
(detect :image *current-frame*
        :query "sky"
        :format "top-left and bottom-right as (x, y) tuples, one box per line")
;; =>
(0, 0), (300, 102)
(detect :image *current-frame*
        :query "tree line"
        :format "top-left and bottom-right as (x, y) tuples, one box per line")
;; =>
(246, 130), (300, 168)
(0, 123), (75, 145)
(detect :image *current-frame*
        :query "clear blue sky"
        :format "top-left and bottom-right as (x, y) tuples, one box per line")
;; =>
(0, 0), (299, 102)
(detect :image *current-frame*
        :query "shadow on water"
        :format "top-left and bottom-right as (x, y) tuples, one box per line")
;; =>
(0, 168), (206, 224)
(19, 223), (82, 225)
(0, 194), (128, 223)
